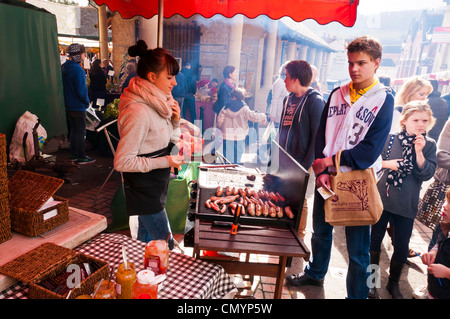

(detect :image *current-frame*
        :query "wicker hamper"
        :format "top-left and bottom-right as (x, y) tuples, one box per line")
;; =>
(0, 133), (11, 244)
(8, 170), (69, 236)
(0, 242), (109, 299)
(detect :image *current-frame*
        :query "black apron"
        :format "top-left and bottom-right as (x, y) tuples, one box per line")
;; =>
(122, 144), (174, 216)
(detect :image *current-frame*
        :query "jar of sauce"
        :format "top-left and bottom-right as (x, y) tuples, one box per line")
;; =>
(93, 280), (116, 299)
(132, 270), (158, 299)
(144, 240), (169, 274)
(115, 262), (136, 299)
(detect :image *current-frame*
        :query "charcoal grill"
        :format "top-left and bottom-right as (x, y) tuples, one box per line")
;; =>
(194, 141), (310, 230)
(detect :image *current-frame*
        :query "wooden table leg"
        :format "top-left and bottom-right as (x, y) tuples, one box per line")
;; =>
(274, 255), (288, 299)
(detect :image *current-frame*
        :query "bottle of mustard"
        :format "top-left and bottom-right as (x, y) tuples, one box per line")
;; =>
(115, 262), (136, 299)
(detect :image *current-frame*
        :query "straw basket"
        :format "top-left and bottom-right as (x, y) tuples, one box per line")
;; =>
(0, 133), (11, 244)
(8, 170), (68, 237)
(0, 242), (109, 299)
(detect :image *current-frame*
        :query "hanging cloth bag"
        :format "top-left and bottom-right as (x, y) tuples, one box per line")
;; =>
(324, 150), (383, 226)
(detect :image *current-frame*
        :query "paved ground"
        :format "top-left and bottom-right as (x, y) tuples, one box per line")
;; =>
(28, 146), (434, 299)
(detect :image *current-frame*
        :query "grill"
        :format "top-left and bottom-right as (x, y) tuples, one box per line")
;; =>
(193, 141), (310, 230)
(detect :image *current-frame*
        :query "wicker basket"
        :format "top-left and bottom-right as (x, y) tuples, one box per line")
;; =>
(8, 170), (69, 237)
(0, 242), (109, 299)
(0, 133), (11, 244)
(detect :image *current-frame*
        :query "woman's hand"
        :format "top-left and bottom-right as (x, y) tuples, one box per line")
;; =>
(167, 154), (184, 169)
(382, 159), (403, 171)
(171, 100), (181, 122)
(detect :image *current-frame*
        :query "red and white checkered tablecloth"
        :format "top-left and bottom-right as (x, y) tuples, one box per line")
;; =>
(0, 233), (236, 299)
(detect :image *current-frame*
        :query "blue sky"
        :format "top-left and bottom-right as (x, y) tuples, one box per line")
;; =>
(358, 0), (446, 15)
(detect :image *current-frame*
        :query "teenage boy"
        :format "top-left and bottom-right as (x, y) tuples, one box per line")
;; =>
(286, 36), (394, 299)
(277, 60), (325, 239)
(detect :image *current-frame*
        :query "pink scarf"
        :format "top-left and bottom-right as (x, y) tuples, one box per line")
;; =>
(121, 76), (174, 119)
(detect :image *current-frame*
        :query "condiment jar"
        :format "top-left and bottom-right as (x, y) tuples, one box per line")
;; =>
(132, 270), (159, 299)
(115, 262), (136, 299)
(144, 240), (169, 274)
(93, 280), (116, 299)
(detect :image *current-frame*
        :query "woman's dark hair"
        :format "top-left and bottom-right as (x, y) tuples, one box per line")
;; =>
(285, 60), (312, 87)
(222, 65), (236, 79)
(128, 40), (179, 79)
(89, 59), (103, 75)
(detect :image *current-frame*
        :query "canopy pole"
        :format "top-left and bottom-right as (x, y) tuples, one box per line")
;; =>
(98, 4), (109, 61)
(157, 0), (163, 47)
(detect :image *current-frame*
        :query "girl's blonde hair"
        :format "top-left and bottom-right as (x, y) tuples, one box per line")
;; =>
(396, 77), (433, 105)
(399, 100), (436, 133)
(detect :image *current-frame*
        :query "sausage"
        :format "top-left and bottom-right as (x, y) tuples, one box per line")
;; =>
(245, 187), (252, 197)
(255, 204), (262, 216)
(229, 202), (237, 215)
(205, 199), (211, 208)
(238, 188), (246, 197)
(263, 203), (269, 217)
(220, 195), (239, 204)
(209, 195), (239, 203)
(258, 190), (265, 199)
(247, 202), (255, 216)
(276, 206), (283, 218)
(220, 204), (227, 214)
(269, 206), (276, 218)
(267, 200), (276, 208)
(269, 192), (278, 202)
(216, 186), (223, 196)
(276, 192), (286, 202)
(232, 187), (238, 195)
(248, 197), (259, 205)
(210, 201), (220, 211)
(285, 206), (294, 219)
(225, 186), (232, 196)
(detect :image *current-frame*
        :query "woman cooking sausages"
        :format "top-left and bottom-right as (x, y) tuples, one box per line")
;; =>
(114, 40), (184, 249)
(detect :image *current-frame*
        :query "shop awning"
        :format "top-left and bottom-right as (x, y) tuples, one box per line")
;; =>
(92, 0), (359, 27)
(58, 35), (113, 49)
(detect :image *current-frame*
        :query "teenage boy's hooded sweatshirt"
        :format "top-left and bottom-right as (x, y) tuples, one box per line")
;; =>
(316, 81), (394, 174)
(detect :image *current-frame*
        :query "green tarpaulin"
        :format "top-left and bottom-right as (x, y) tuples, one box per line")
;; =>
(0, 0), (66, 145)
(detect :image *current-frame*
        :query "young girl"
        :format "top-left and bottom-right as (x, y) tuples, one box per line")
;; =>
(370, 100), (437, 299)
(114, 40), (184, 248)
(217, 88), (267, 164)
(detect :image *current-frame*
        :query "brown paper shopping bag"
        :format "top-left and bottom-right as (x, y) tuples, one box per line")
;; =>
(324, 150), (383, 226)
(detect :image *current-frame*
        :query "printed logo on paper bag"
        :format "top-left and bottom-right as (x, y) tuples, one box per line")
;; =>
(331, 179), (369, 212)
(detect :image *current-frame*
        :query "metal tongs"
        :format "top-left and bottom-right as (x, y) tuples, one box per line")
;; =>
(230, 203), (243, 235)
(199, 151), (244, 170)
